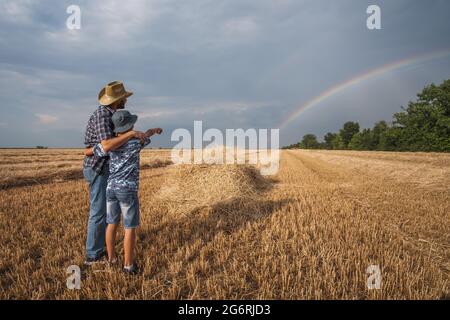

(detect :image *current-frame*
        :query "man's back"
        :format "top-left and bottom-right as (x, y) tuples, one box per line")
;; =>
(84, 105), (115, 173)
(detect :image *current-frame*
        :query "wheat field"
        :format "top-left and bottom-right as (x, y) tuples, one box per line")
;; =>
(0, 149), (448, 299)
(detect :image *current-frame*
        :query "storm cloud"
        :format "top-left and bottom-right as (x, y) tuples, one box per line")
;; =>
(0, 0), (449, 147)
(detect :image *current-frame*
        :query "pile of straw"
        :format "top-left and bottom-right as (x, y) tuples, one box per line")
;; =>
(156, 164), (268, 214)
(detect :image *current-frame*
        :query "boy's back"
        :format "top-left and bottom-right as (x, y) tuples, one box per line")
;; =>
(95, 137), (150, 192)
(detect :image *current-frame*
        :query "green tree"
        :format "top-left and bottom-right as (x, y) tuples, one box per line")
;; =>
(393, 80), (450, 152)
(331, 134), (345, 150)
(339, 121), (360, 148)
(378, 127), (401, 151)
(323, 132), (337, 149)
(348, 128), (373, 150)
(371, 121), (389, 150)
(299, 134), (320, 149)
(282, 142), (300, 149)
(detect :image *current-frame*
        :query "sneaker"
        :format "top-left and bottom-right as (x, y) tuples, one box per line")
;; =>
(123, 263), (139, 275)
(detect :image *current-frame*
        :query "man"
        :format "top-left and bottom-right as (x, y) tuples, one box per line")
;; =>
(83, 81), (146, 265)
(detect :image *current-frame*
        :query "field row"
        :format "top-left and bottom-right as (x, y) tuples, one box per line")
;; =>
(0, 149), (172, 189)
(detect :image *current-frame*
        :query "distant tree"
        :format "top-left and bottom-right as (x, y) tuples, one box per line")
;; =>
(331, 134), (345, 150)
(299, 134), (320, 149)
(371, 121), (389, 150)
(339, 121), (360, 148)
(282, 142), (300, 149)
(348, 128), (373, 150)
(324, 132), (337, 149)
(378, 126), (402, 151)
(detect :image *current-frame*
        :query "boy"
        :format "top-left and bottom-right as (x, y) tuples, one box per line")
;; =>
(85, 110), (162, 274)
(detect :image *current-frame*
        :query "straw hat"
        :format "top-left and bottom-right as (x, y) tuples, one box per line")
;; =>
(98, 81), (133, 106)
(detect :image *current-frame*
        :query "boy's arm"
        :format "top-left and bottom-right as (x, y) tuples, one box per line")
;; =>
(141, 137), (151, 149)
(140, 128), (163, 150)
(93, 143), (108, 157)
(85, 143), (108, 157)
(145, 128), (163, 138)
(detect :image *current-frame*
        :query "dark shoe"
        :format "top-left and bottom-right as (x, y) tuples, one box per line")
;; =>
(84, 252), (107, 266)
(123, 263), (139, 275)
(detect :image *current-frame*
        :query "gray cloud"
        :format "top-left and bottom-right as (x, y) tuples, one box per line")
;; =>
(0, 0), (449, 147)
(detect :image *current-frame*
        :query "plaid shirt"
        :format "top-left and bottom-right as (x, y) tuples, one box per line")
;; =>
(83, 106), (115, 173)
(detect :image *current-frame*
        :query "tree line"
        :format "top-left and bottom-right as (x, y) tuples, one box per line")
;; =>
(283, 79), (450, 152)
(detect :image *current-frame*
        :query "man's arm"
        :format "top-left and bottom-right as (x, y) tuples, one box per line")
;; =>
(84, 131), (146, 157)
(84, 147), (94, 156)
(101, 130), (147, 153)
(95, 110), (147, 153)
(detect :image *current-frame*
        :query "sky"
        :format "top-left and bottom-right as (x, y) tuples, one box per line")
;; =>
(0, 0), (449, 148)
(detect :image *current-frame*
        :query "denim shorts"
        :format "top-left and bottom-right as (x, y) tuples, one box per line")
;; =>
(106, 189), (140, 229)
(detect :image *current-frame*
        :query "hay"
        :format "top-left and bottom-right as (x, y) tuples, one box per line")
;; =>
(156, 164), (269, 214)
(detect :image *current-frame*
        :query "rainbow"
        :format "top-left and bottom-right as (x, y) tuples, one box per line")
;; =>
(278, 49), (450, 129)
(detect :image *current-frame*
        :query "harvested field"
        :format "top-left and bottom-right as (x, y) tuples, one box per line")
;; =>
(0, 149), (448, 299)
(0, 149), (172, 190)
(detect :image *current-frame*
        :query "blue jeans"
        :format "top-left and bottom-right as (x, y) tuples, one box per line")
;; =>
(83, 165), (109, 259)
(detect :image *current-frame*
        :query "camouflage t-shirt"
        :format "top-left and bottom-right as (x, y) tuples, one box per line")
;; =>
(94, 137), (151, 192)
